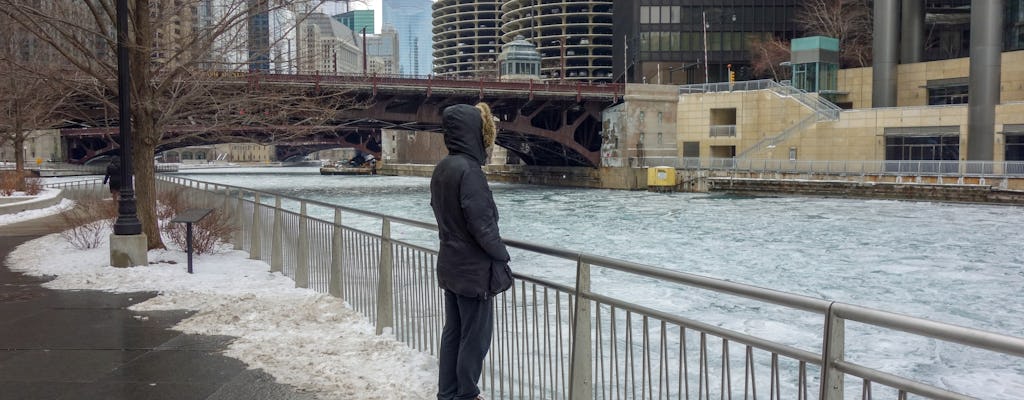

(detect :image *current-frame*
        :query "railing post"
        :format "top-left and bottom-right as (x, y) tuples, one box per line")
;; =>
(329, 209), (343, 298)
(295, 201), (310, 288)
(270, 196), (283, 273)
(249, 193), (262, 260)
(232, 190), (244, 250)
(375, 218), (394, 335)
(568, 257), (593, 400)
(820, 303), (845, 400)
(221, 187), (231, 224)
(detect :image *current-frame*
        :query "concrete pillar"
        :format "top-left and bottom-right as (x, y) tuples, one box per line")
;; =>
(967, 0), (1004, 161)
(110, 234), (148, 268)
(872, 0), (900, 107)
(900, 0), (924, 63)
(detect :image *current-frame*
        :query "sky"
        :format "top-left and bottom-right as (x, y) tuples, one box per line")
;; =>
(3, 199), (439, 399)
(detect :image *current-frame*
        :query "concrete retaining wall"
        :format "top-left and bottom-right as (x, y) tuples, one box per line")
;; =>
(379, 164), (648, 190)
(707, 177), (1024, 204)
(379, 163), (1024, 204)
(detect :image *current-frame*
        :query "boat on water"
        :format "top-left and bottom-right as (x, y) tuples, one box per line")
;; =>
(320, 165), (374, 175)
(321, 153), (378, 176)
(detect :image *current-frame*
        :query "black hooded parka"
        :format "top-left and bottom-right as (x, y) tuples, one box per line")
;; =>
(430, 104), (511, 299)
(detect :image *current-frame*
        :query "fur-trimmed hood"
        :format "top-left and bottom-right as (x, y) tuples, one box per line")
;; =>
(441, 103), (494, 165)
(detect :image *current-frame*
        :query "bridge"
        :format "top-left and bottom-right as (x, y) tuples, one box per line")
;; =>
(59, 73), (623, 166)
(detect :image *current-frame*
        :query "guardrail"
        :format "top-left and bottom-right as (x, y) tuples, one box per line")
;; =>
(51, 176), (1024, 399)
(678, 80), (841, 121)
(638, 157), (1024, 179)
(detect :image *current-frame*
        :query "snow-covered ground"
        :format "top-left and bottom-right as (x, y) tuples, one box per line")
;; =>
(5, 202), (438, 399)
(0, 188), (74, 226)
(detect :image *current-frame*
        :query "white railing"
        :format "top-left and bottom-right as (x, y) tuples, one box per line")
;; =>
(50, 177), (1024, 400)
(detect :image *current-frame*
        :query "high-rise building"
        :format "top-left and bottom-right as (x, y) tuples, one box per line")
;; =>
(336, 9), (375, 35)
(500, 0), (615, 83)
(365, 24), (401, 75)
(431, 0), (502, 79)
(612, 0), (801, 85)
(383, 0), (434, 76)
(248, 0), (271, 72)
(433, 1), (615, 83)
(297, 13), (362, 74)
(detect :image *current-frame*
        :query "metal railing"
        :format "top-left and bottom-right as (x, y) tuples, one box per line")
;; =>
(677, 79), (841, 121)
(736, 114), (821, 159)
(708, 125), (737, 137)
(678, 80), (841, 159)
(639, 157), (1024, 179)
(49, 176), (1024, 399)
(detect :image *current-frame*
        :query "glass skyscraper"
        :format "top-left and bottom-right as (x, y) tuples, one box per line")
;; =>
(337, 9), (375, 35)
(383, 0), (434, 76)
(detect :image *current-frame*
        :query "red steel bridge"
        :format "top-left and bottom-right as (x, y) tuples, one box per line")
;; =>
(61, 73), (624, 167)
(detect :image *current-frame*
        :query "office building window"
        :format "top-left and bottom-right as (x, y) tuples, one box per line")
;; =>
(1007, 133), (1024, 161)
(927, 85), (969, 105)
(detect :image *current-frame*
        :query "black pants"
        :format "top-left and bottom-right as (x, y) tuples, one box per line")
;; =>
(437, 290), (493, 400)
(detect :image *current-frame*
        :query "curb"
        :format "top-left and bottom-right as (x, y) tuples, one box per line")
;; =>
(0, 190), (64, 216)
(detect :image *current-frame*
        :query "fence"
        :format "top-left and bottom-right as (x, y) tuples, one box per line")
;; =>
(638, 157), (1024, 179)
(48, 176), (1024, 399)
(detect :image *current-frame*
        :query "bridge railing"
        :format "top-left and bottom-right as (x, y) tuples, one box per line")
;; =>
(57, 175), (1023, 400)
(247, 72), (625, 97)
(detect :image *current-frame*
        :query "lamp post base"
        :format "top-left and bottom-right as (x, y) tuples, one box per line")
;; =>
(110, 233), (148, 268)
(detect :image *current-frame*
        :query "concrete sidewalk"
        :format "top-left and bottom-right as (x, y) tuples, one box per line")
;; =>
(0, 215), (318, 400)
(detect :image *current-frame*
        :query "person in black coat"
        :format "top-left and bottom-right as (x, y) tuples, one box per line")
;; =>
(430, 103), (510, 400)
(102, 156), (122, 201)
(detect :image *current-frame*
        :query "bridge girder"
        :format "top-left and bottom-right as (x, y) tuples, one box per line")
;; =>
(338, 91), (611, 167)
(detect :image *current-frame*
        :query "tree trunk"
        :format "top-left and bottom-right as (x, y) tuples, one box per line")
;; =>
(133, 112), (164, 250)
(13, 135), (24, 177)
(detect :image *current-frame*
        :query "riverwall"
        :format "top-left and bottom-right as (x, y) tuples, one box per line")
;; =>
(380, 164), (648, 189)
(380, 163), (1024, 204)
(707, 177), (1024, 204)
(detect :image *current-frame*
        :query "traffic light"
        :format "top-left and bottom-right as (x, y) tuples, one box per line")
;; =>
(728, 64), (735, 83)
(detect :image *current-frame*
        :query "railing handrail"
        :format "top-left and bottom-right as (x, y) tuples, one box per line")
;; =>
(648, 157), (1024, 179)
(51, 176), (1021, 399)
(159, 175), (1024, 356)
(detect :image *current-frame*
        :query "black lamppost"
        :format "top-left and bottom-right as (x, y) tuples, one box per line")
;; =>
(114, 0), (141, 236)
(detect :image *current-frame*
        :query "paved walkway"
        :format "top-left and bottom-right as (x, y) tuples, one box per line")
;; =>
(0, 214), (318, 400)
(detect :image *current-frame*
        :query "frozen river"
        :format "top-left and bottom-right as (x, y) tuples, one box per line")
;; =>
(172, 166), (1024, 398)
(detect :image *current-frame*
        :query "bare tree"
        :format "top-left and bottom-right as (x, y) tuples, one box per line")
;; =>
(747, 35), (793, 81)
(0, 0), (367, 249)
(0, 12), (70, 178)
(794, 0), (873, 67)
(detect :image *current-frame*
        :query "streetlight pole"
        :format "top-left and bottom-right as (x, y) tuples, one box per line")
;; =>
(114, 0), (140, 237)
(362, 26), (368, 75)
(111, 0), (146, 268)
(702, 11), (709, 84)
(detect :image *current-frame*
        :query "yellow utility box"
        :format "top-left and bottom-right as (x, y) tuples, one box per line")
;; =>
(647, 166), (676, 192)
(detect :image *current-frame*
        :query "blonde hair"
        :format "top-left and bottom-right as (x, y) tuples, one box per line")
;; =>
(476, 102), (496, 148)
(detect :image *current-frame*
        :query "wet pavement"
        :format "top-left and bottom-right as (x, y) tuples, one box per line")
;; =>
(0, 215), (319, 400)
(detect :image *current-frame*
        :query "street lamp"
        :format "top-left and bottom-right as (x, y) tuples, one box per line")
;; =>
(114, 0), (140, 236)
(111, 0), (146, 267)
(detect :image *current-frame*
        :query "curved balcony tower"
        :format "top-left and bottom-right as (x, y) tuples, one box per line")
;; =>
(432, 0), (503, 79)
(500, 0), (614, 83)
